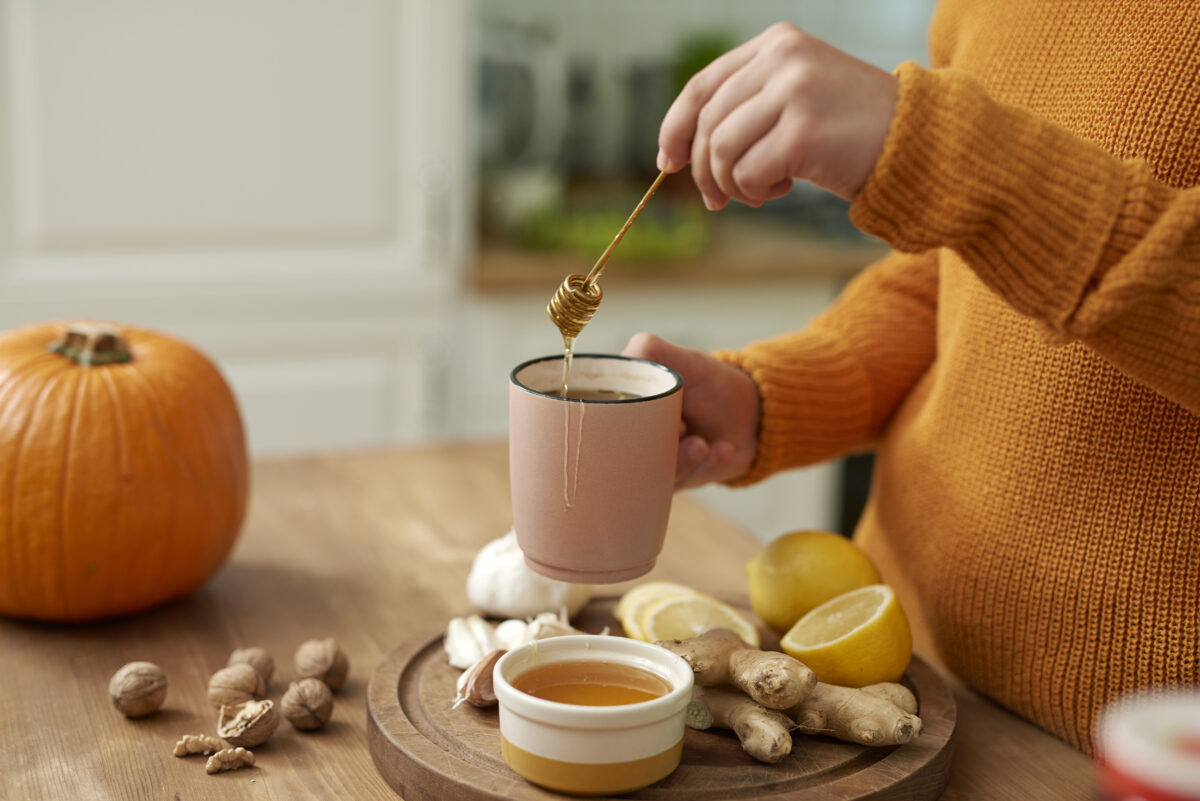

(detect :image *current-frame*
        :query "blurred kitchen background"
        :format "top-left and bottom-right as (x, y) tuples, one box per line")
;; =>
(0, 0), (935, 541)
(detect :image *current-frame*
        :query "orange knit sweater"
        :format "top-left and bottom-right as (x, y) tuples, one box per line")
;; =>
(719, 0), (1200, 753)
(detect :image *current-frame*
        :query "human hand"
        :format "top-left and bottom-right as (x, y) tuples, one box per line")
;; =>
(657, 22), (899, 208)
(622, 332), (759, 488)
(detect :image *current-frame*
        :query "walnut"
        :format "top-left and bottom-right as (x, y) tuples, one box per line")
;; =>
(205, 746), (255, 775)
(294, 637), (349, 691)
(173, 733), (223, 757)
(207, 663), (266, 708)
(109, 661), (168, 717)
(281, 678), (334, 730)
(227, 646), (274, 685)
(217, 699), (279, 747)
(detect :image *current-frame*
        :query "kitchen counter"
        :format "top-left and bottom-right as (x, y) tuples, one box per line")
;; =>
(472, 217), (887, 293)
(2, 442), (1093, 800)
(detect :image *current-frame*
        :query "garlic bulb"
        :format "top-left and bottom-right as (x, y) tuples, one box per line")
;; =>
(467, 530), (592, 619)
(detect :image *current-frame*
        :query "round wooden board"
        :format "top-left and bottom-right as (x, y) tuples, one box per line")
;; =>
(367, 599), (956, 801)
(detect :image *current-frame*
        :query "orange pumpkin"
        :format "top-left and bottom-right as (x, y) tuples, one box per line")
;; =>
(0, 321), (248, 621)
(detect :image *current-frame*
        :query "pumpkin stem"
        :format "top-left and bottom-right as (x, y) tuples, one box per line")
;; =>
(50, 324), (132, 367)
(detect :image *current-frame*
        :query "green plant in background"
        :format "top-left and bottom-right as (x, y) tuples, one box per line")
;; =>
(672, 30), (739, 93)
(516, 204), (709, 263)
(509, 29), (737, 263)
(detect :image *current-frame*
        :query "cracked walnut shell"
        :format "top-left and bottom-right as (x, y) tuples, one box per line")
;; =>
(281, 678), (334, 730)
(294, 637), (349, 691)
(217, 699), (279, 747)
(109, 661), (168, 718)
(207, 663), (266, 708)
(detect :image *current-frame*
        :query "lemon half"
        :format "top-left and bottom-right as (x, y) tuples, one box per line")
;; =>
(780, 584), (911, 687)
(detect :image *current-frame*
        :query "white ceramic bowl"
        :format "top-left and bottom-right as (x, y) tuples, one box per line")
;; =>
(493, 635), (694, 795)
(1096, 691), (1200, 800)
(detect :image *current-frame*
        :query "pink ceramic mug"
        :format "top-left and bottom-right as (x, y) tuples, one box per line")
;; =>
(509, 354), (683, 583)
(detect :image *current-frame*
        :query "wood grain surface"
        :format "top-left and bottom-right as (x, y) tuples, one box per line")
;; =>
(0, 442), (1096, 800)
(367, 598), (956, 801)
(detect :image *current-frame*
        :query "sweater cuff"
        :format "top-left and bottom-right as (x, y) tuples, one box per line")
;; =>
(714, 333), (873, 487)
(850, 61), (1126, 332)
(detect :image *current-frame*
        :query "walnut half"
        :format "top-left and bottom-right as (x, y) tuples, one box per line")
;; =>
(217, 699), (279, 747)
(206, 746), (255, 775)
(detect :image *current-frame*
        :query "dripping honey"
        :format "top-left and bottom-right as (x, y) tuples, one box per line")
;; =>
(560, 335), (576, 397)
(512, 659), (671, 706)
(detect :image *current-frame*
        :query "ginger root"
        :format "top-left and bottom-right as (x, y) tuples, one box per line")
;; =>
(688, 686), (794, 763)
(205, 746), (255, 775)
(173, 733), (223, 757)
(657, 628), (816, 710)
(789, 681), (922, 746)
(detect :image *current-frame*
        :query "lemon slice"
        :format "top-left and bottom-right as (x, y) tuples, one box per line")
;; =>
(780, 584), (912, 687)
(615, 581), (700, 640)
(638, 594), (760, 648)
(615, 581), (698, 622)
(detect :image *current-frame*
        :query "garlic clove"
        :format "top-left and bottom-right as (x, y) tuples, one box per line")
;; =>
(466, 615), (500, 653)
(495, 619), (529, 651)
(528, 619), (580, 640)
(444, 617), (485, 670)
(454, 649), (504, 709)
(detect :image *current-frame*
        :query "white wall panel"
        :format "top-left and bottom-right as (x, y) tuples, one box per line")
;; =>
(224, 356), (396, 456)
(0, 0), (472, 457)
(0, 0), (472, 288)
(10, 0), (396, 251)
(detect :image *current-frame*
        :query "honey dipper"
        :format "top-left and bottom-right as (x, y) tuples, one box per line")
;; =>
(547, 169), (669, 340)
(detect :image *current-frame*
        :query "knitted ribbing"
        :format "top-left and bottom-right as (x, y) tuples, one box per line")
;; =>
(720, 0), (1200, 753)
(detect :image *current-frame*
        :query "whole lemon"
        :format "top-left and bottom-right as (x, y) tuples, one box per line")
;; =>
(745, 530), (881, 634)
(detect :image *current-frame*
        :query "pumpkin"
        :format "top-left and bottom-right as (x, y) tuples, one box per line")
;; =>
(0, 321), (248, 621)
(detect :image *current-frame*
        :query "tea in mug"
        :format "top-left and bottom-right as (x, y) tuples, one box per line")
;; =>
(554, 388), (643, 401)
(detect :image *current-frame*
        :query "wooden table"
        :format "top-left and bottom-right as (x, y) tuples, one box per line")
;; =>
(1, 443), (1095, 800)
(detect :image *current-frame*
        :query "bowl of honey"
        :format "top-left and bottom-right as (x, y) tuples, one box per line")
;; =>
(493, 634), (694, 795)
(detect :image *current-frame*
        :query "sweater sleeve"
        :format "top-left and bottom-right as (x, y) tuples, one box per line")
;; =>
(715, 248), (938, 486)
(851, 61), (1200, 415)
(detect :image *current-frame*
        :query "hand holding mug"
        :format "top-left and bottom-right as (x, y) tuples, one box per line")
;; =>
(621, 333), (759, 489)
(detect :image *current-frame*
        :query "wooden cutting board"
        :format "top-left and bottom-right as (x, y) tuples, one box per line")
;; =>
(367, 599), (956, 800)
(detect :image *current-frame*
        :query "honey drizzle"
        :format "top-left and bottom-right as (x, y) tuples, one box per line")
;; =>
(561, 398), (586, 509)
(560, 337), (577, 510)
(572, 403), (585, 506)
(560, 335), (575, 397)
(562, 401), (571, 508)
